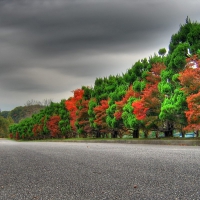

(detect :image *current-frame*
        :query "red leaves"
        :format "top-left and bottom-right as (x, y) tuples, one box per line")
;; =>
(115, 85), (139, 120)
(146, 63), (166, 84)
(74, 89), (84, 101)
(32, 117), (45, 137)
(65, 89), (84, 130)
(77, 99), (92, 134)
(184, 92), (200, 131)
(94, 100), (109, 128)
(179, 55), (200, 94)
(32, 124), (42, 137)
(121, 85), (140, 102)
(132, 63), (163, 121)
(179, 68), (200, 94)
(132, 100), (149, 120)
(179, 55), (200, 131)
(132, 83), (160, 120)
(114, 111), (122, 120)
(46, 115), (61, 137)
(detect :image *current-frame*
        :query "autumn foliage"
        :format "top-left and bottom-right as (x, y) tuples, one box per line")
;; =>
(77, 99), (92, 136)
(93, 100), (109, 132)
(115, 85), (139, 120)
(132, 63), (165, 121)
(184, 92), (200, 131)
(46, 115), (61, 137)
(65, 89), (84, 130)
(132, 100), (149, 120)
(32, 117), (45, 137)
(179, 55), (200, 94)
(178, 55), (200, 131)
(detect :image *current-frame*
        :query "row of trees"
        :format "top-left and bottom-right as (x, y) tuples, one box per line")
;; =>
(9, 18), (200, 140)
(0, 99), (52, 137)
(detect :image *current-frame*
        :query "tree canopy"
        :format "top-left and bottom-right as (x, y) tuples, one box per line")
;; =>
(7, 18), (200, 140)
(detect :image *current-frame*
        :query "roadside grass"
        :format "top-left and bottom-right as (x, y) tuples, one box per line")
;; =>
(11, 136), (200, 142)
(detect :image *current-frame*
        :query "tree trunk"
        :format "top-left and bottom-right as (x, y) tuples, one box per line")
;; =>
(182, 132), (185, 138)
(164, 130), (173, 137)
(113, 130), (118, 138)
(144, 130), (148, 138)
(133, 129), (139, 138)
(155, 131), (159, 139)
(164, 121), (173, 137)
(96, 130), (101, 138)
(196, 130), (199, 138)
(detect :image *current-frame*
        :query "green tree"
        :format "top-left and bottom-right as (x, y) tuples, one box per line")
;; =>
(122, 97), (142, 138)
(158, 48), (167, 57)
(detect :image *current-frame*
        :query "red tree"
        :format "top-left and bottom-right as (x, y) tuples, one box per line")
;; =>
(146, 63), (166, 84)
(132, 100), (149, 120)
(65, 89), (84, 131)
(32, 117), (45, 138)
(115, 85), (140, 120)
(132, 63), (165, 127)
(93, 99), (109, 133)
(184, 92), (200, 132)
(77, 99), (92, 136)
(46, 115), (61, 137)
(179, 55), (200, 94)
(179, 55), (200, 133)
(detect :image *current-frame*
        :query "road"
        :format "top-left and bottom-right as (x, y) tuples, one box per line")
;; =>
(0, 139), (200, 200)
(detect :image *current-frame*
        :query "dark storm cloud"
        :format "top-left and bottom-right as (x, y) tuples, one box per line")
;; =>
(0, 0), (200, 110)
(0, 0), (172, 56)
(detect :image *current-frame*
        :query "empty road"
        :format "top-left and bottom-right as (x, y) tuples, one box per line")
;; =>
(0, 139), (200, 200)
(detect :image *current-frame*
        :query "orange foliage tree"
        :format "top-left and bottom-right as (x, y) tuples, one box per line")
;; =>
(184, 92), (200, 133)
(76, 99), (92, 137)
(46, 115), (61, 137)
(93, 99), (109, 135)
(114, 85), (140, 120)
(132, 63), (166, 131)
(179, 55), (200, 95)
(32, 117), (45, 138)
(179, 55), (200, 135)
(65, 89), (84, 132)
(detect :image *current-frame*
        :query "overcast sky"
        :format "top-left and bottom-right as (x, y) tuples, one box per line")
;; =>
(0, 0), (199, 111)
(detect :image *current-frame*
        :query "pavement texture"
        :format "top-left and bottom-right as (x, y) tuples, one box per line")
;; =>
(0, 139), (200, 200)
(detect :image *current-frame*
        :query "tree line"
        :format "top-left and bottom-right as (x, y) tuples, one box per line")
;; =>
(8, 18), (200, 140)
(0, 99), (52, 137)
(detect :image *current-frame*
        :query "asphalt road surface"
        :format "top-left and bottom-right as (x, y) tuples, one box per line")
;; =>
(0, 139), (200, 200)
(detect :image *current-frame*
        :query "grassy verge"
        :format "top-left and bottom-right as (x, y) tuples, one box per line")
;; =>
(11, 136), (200, 142)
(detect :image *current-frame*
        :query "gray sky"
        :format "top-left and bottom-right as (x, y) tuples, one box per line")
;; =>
(0, 0), (200, 111)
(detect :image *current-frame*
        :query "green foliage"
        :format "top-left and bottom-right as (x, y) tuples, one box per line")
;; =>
(172, 73), (180, 82)
(149, 53), (165, 65)
(159, 89), (187, 127)
(0, 111), (10, 118)
(169, 18), (200, 55)
(197, 49), (200, 58)
(106, 103), (117, 128)
(122, 97), (141, 129)
(0, 116), (14, 138)
(168, 43), (188, 72)
(9, 105), (44, 123)
(88, 98), (97, 128)
(8, 18), (200, 140)
(133, 80), (146, 92)
(82, 86), (93, 100)
(158, 48), (167, 56)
